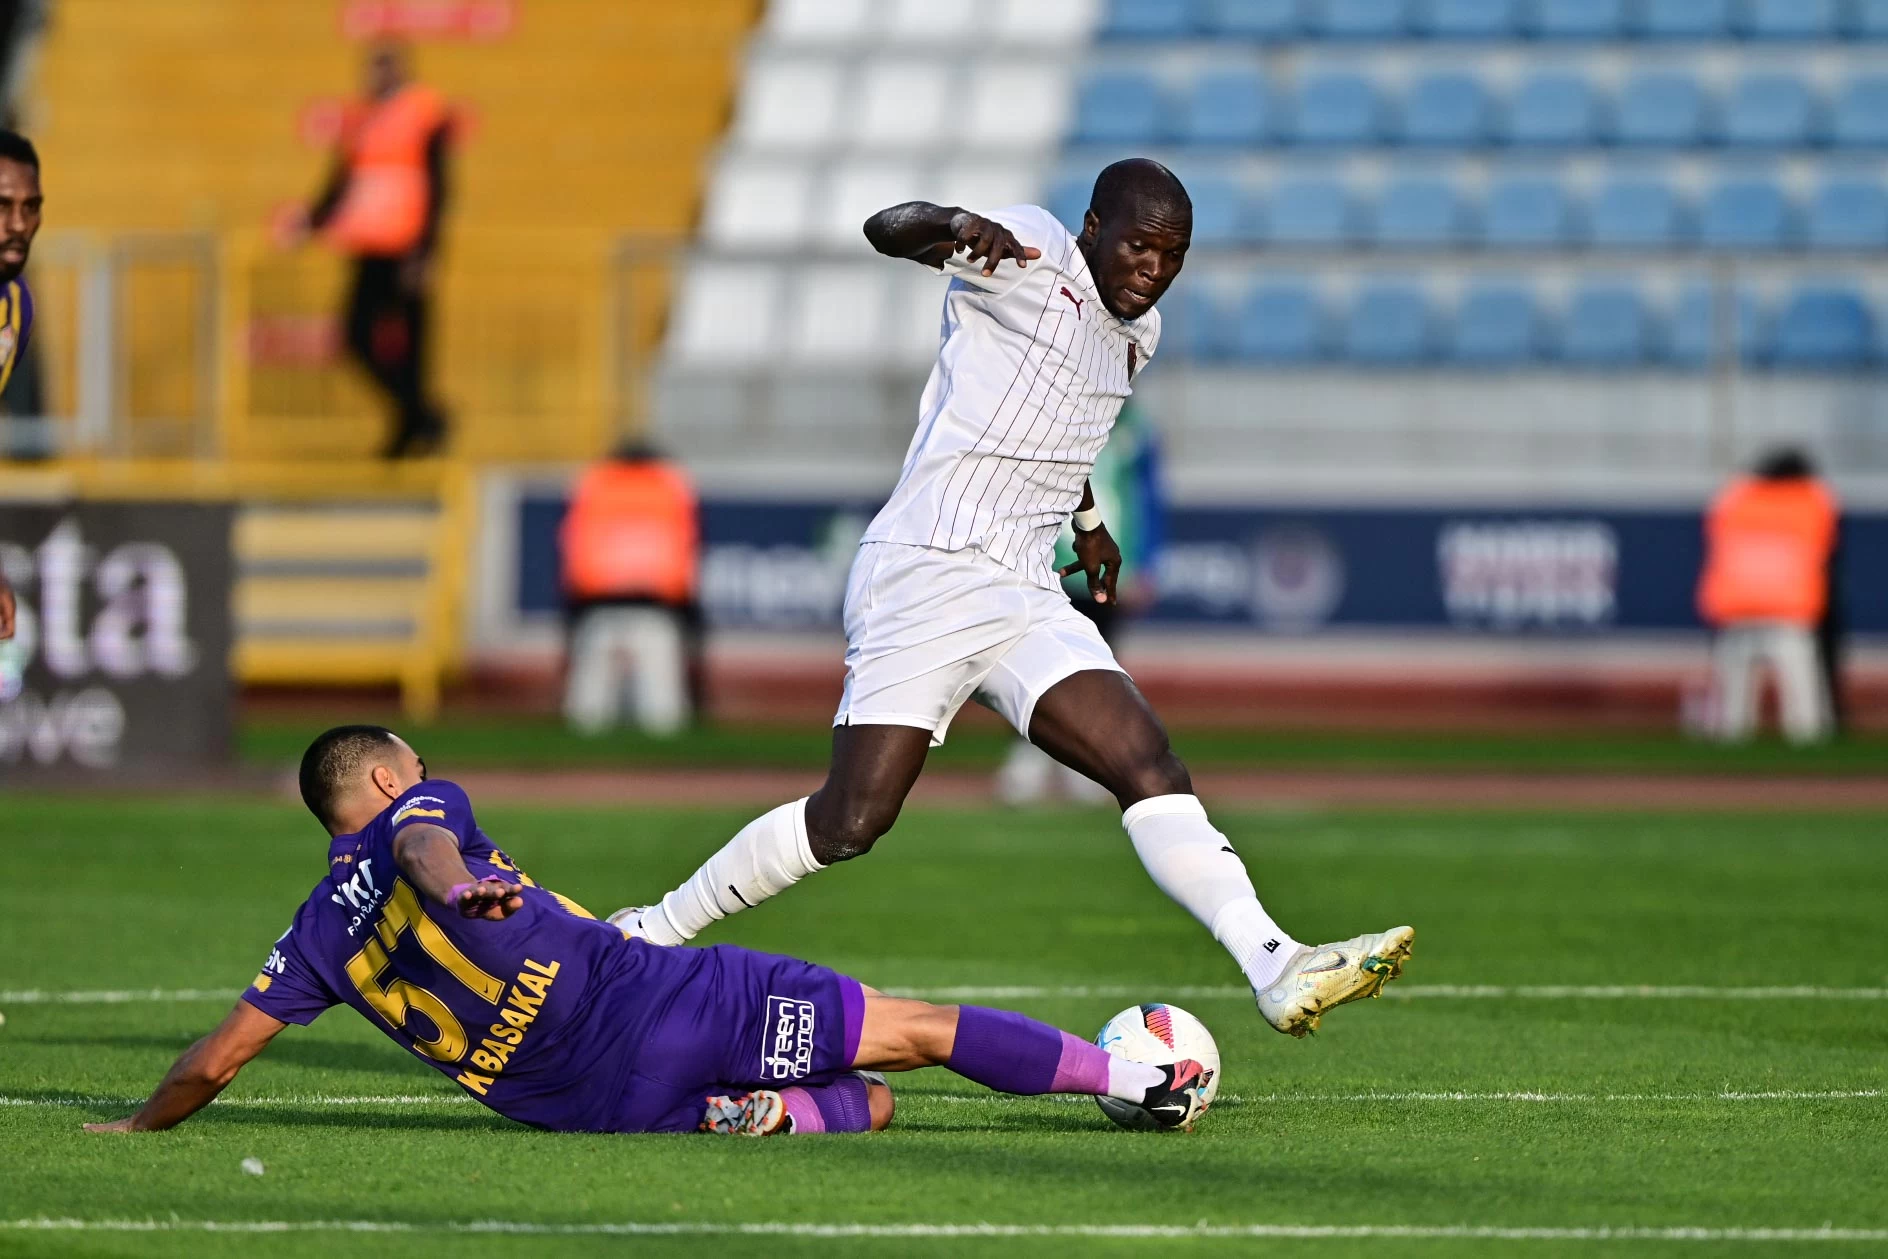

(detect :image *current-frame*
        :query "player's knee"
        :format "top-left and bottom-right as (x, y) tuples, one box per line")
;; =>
(865, 1079), (896, 1131)
(1117, 745), (1192, 806)
(807, 794), (899, 863)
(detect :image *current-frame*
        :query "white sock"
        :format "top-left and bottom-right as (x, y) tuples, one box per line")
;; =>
(1105, 1055), (1168, 1103)
(645, 798), (823, 945)
(1122, 794), (1304, 992)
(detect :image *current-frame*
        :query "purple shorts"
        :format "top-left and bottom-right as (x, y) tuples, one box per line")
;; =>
(604, 943), (865, 1133)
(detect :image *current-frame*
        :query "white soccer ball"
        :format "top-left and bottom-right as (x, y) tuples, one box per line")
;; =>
(1093, 1003), (1221, 1130)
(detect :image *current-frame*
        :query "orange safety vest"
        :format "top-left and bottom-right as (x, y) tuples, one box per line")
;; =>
(324, 84), (448, 256)
(560, 460), (700, 605)
(1697, 476), (1838, 627)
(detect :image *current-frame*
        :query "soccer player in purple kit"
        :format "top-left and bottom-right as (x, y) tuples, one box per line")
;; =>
(0, 130), (41, 401)
(84, 727), (1211, 1137)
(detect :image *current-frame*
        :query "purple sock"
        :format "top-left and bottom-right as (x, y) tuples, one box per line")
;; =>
(946, 1006), (1112, 1096)
(779, 1074), (874, 1133)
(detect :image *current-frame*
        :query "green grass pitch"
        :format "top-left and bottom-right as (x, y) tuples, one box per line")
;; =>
(3, 794), (1886, 1257)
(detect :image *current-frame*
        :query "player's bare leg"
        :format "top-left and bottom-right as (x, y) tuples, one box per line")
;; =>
(1027, 669), (1414, 1036)
(617, 724), (932, 944)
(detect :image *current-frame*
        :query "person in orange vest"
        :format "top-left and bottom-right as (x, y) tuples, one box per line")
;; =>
(1696, 447), (1840, 743)
(559, 444), (702, 735)
(298, 43), (451, 458)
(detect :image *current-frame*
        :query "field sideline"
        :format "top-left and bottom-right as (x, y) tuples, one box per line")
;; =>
(4, 794), (1886, 1257)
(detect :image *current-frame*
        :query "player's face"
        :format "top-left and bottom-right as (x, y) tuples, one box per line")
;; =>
(365, 49), (406, 100)
(1084, 204), (1189, 323)
(0, 159), (42, 285)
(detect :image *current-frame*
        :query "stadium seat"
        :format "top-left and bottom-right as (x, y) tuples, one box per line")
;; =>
(1806, 177), (1888, 248)
(967, 63), (1073, 148)
(935, 162), (1037, 221)
(1481, 175), (1573, 246)
(1559, 284), (1651, 366)
(994, 0), (1103, 44)
(851, 61), (952, 149)
(1203, 0), (1303, 37)
(1316, 0), (1409, 37)
(884, 0), (980, 44)
(1771, 287), (1873, 367)
(1373, 175), (1466, 245)
(766, 0), (873, 42)
(1048, 176), (1091, 233)
(1699, 176), (1793, 248)
(1102, 0), (1198, 37)
(1504, 73), (1599, 147)
(1265, 172), (1356, 242)
(1166, 286), (1233, 359)
(1722, 74), (1820, 148)
(815, 160), (922, 247)
(1737, 0), (1838, 39)
(1177, 70), (1272, 145)
(1415, 0), (1518, 37)
(785, 266), (891, 365)
(702, 163), (815, 248)
(1234, 279), (1325, 361)
(1189, 177), (1259, 245)
(1073, 70), (1167, 145)
(1291, 71), (1382, 145)
(1344, 282), (1434, 364)
(1856, 0), (1888, 38)
(1530, 0), (1624, 38)
(1614, 71), (1708, 147)
(1636, 0), (1730, 38)
(1450, 283), (1539, 366)
(1668, 284), (1766, 366)
(1588, 176), (1685, 247)
(732, 59), (845, 151)
(1831, 75), (1888, 147)
(1398, 72), (1489, 145)
(670, 262), (784, 367)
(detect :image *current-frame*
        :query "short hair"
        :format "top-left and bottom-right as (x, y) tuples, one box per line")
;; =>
(1089, 158), (1190, 226)
(1754, 446), (1814, 480)
(299, 725), (399, 831)
(0, 131), (39, 172)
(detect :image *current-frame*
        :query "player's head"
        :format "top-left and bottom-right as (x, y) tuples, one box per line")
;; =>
(365, 42), (410, 100)
(298, 724), (426, 836)
(1077, 158), (1191, 322)
(0, 130), (42, 285)
(1754, 445), (1815, 481)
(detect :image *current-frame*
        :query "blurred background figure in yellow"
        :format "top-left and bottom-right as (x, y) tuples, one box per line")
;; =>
(1697, 448), (1841, 744)
(298, 42), (451, 459)
(558, 442), (700, 737)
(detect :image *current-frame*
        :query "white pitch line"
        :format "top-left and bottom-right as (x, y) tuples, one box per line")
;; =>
(5, 1219), (1887, 1243)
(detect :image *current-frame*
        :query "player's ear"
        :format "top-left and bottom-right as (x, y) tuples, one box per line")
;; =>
(1079, 209), (1100, 248)
(369, 763), (401, 800)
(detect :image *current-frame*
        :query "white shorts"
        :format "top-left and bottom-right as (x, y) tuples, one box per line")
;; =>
(834, 541), (1126, 746)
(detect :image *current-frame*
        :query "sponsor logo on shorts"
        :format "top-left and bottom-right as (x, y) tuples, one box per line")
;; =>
(760, 995), (817, 1081)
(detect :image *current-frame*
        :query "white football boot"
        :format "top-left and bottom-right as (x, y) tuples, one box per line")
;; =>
(606, 905), (662, 943)
(1255, 925), (1415, 1037)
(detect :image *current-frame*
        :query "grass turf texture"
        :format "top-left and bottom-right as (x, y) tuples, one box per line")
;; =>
(4, 797), (1886, 1257)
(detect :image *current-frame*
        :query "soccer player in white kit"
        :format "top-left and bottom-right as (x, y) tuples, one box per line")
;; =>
(615, 160), (1413, 1037)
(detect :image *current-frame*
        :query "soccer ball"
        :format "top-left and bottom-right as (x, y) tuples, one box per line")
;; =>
(1093, 1003), (1220, 1130)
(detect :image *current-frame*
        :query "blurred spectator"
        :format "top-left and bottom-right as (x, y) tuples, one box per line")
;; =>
(998, 402), (1165, 804)
(300, 43), (451, 458)
(1697, 447), (1839, 744)
(558, 443), (701, 736)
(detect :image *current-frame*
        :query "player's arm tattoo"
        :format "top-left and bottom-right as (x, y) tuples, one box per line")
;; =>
(83, 1001), (286, 1133)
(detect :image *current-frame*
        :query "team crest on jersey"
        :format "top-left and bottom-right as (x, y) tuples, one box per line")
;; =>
(759, 995), (816, 1081)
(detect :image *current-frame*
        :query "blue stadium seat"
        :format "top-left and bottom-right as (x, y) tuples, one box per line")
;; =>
(1398, 72), (1489, 145)
(1235, 279), (1325, 361)
(1737, 0), (1838, 39)
(1722, 74), (1820, 148)
(1101, 0), (1197, 37)
(1188, 177), (1258, 245)
(1559, 285), (1651, 366)
(1291, 71), (1382, 144)
(1073, 70), (1166, 145)
(1315, 0), (1409, 37)
(1856, 0), (1888, 38)
(1530, 0), (1624, 38)
(1177, 70), (1271, 145)
(1266, 173), (1356, 242)
(1047, 176), (1091, 235)
(1637, 0), (1730, 38)
(1482, 175), (1573, 246)
(1832, 75), (1888, 147)
(1373, 175), (1466, 245)
(1168, 287), (1232, 359)
(1668, 285), (1766, 366)
(1772, 287), (1873, 367)
(1504, 73), (1599, 147)
(1614, 72), (1707, 147)
(1589, 177), (1686, 247)
(1700, 176), (1793, 248)
(1344, 282), (1434, 364)
(1415, 0), (1517, 38)
(1450, 283), (1539, 366)
(1806, 177), (1888, 249)
(1202, 0), (1304, 37)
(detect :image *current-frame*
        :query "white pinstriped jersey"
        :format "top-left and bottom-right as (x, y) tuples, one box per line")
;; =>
(860, 204), (1161, 590)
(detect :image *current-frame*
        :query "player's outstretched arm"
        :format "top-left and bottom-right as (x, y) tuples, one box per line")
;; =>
(83, 1000), (286, 1133)
(862, 202), (1041, 276)
(392, 821), (523, 919)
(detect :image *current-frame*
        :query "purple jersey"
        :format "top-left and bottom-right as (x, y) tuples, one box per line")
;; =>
(0, 277), (32, 397)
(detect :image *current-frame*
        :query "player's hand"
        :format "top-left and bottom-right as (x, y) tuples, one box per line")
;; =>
(452, 877), (524, 921)
(82, 1117), (138, 1133)
(1059, 522), (1122, 606)
(0, 573), (14, 640)
(948, 212), (1041, 277)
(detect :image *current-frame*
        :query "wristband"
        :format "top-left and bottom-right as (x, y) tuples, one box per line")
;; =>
(1072, 506), (1104, 533)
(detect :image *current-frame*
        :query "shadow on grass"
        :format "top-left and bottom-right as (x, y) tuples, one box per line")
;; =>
(20, 1033), (413, 1073)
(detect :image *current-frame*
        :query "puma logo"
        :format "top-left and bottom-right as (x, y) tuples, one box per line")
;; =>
(1060, 286), (1084, 317)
